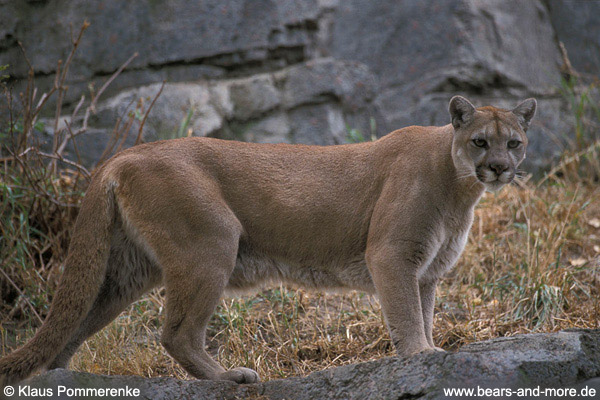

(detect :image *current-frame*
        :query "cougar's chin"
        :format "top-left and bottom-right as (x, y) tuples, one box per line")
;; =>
(483, 180), (506, 192)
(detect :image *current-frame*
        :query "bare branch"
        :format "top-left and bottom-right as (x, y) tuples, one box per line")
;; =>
(91, 52), (138, 112)
(71, 94), (86, 120)
(17, 41), (33, 72)
(50, 21), (90, 173)
(55, 52), (138, 158)
(36, 150), (91, 179)
(135, 80), (165, 145)
(0, 268), (44, 325)
(558, 41), (579, 79)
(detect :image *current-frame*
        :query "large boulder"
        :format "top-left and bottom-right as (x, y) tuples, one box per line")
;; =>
(13, 329), (600, 400)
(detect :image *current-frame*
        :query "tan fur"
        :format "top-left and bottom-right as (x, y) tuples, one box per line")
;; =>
(0, 96), (536, 385)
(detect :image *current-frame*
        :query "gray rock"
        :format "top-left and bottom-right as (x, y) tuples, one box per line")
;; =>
(52, 59), (378, 166)
(232, 113), (292, 144)
(289, 103), (346, 145)
(278, 59), (377, 110)
(546, 0), (600, 77)
(227, 75), (281, 121)
(0, 0), (321, 104)
(13, 329), (600, 400)
(330, 0), (561, 93)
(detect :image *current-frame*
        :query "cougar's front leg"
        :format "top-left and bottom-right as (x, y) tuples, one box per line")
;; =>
(366, 244), (432, 357)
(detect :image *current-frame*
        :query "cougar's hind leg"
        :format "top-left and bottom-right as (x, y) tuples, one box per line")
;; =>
(109, 164), (257, 383)
(48, 231), (162, 370)
(159, 221), (259, 384)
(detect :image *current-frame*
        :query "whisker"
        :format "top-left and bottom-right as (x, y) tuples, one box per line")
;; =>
(512, 175), (529, 189)
(468, 179), (480, 190)
(514, 169), (531, 186)
(452, 170), (477, 183)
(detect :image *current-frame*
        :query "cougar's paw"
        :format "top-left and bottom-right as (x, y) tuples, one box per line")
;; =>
(396, 343), (432, 358)
(416, 346), (446, 354)
(417, 346), (445, 355)
(219, 367), (260, 384)
(397, 344), (443, 358)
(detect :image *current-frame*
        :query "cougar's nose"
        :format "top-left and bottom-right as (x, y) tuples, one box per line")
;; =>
(489, 163), (508, 176)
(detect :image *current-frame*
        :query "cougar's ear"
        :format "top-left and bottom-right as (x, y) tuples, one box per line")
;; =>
(449, 96), (476, 130)
(512, 98), (537, 132)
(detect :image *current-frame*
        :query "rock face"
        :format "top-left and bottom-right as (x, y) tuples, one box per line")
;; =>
(0, 0), (322, 99)
(329, 0), (567, 173)
(1, 0), (598, 172)
(12, 329), (600, 400)
(546, 0), (600, 77)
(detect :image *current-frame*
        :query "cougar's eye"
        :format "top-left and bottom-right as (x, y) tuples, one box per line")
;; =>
(472, 138), (487, 148)
(507, 140), (521, 149)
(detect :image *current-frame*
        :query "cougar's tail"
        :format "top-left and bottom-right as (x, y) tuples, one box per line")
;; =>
(0, 176), (115, 386)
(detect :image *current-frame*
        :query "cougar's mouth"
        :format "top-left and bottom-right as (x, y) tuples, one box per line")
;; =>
(475, 167), (513, 191)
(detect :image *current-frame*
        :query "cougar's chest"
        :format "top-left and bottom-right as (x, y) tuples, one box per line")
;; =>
(418, 209), (474, 282)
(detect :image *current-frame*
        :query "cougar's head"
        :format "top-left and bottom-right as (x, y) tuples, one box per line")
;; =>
(449, 96), (537, 192)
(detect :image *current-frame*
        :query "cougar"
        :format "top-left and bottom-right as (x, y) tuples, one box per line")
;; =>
(0, 96), (536, 385)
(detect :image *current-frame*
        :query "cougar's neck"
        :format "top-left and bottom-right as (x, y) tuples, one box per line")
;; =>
(446, 129), (485, 209)
(453, 169), (485, 210)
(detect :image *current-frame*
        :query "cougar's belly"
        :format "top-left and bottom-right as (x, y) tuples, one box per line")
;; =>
(225, 245), (375, 295)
